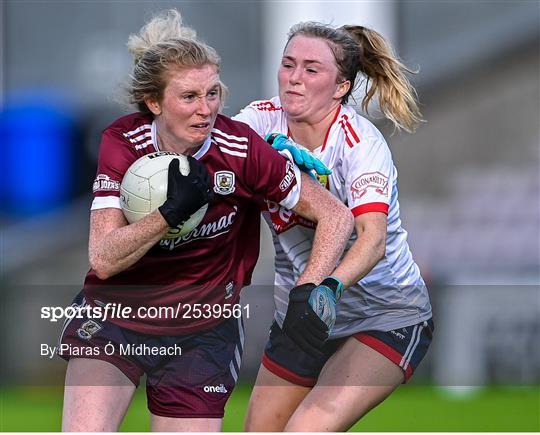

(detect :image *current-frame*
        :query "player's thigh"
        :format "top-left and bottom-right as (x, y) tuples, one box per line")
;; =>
(244, 364), (311, 432)
(245, 320), (336, 431)
(285, 337), (403, 432)
(150, 415), (222, 432)
(62, 358), (136, 432)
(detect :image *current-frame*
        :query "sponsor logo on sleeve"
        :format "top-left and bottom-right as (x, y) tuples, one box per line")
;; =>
(93, 174), (120, 193)
(214, 171), (236, 195)
(279, 161), (296, 192)
(350, 171), (388, 199)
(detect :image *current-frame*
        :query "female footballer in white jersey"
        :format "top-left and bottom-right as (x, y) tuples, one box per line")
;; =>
(234, 22), (434, 431)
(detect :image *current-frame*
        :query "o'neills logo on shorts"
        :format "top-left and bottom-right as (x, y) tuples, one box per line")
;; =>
(350, 171), (389, 199)
(203, 384), (228, 394)
(93, 174), (120, 193)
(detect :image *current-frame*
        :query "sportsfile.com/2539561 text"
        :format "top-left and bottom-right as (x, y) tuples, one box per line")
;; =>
(40, 302), (249, 323)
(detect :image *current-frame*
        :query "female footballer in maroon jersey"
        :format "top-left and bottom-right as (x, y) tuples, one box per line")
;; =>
(58, 10), (353, 432)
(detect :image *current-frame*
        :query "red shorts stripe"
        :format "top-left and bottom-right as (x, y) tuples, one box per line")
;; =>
(262, 354), (316, 387)
(354, 333), (414, 381)
(351, 202), (389, 216)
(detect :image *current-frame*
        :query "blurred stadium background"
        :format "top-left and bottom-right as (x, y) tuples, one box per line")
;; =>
(1, 0), (538, 431)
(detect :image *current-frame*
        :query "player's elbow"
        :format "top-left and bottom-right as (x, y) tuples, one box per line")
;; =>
(372, 232), (387, 262)
(341, 205), (355, 236)
(89, 256), (114, 281)
(92, 265), (112, 281)
(375, 241), (386, 263)
(329, 199), (354, 236)
(315, 198), (354, 236)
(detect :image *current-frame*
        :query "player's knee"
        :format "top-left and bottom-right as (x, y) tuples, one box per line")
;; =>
(244, 399), (288, 432)
(62, 415), (116, 432)
(62, 396), (123, 432)
(243, 410), (257, 432)
(244, 400), (266, 431)
(245, 414), (288, 432)
(284, 416), (318, 432)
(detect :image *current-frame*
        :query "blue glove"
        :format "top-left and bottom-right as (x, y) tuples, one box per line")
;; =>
(307, 276), (344, 332)
(266, 133), (332, 177)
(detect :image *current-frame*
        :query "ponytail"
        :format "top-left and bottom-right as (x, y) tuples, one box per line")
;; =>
(341, 25), (422, 133)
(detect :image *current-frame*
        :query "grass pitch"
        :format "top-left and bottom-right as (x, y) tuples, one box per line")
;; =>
(1, 384), (538, 431)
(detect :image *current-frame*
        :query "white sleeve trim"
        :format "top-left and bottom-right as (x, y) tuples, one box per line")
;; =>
(277, 148), (293, 161)
(91, 196), (121, 211)
(278, 163), (302, 210)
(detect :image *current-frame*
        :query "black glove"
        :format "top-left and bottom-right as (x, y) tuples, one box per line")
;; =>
(282, 283), (330, 358)
(158, 156), (213, 228)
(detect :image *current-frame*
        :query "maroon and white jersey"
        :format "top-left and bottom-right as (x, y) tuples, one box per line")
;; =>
(86, 112), (301, 335)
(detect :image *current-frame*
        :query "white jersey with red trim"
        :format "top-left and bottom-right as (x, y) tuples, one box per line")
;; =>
(234, 97), (432, 336)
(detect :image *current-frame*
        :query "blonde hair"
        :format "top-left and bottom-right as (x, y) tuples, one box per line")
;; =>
(126, 9), (227, 114)
(287, 22), (423, 133)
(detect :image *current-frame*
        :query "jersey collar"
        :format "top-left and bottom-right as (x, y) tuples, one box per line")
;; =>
(286, 105), (342, 153)
(192, 135), (212, 160)
(151, 120), (159, 152)
(321, 105), (341, 152)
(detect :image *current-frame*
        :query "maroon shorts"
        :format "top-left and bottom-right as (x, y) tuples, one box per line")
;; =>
(262, 319), (434, 386)
(58, 292), (244, 418)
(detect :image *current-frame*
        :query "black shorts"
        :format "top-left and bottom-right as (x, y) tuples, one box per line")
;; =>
(58, 292), (244, 418)
(262, 318), (434, 387)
